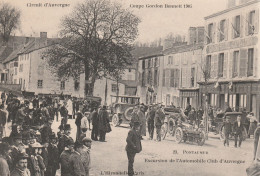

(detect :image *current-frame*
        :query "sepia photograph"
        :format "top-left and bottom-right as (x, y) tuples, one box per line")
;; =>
(0, 0), (259, 175)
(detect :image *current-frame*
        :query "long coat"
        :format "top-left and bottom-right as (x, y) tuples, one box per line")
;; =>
(67, 100), (73, 116)
(98, 109), (109, 132)
(69, 151), (86, 176)
(138, 110), (146, 136)
(60, 150), (73, 176)
(11, 168), (31, 176)
(126, 129), (142, 153)
(77, 145), (91, 175)
(154, 109), (165, 127)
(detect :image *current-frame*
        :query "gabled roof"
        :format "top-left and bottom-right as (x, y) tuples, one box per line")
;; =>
(3, 45), (24, 63)
(131, 46), (163, 60)
(0, 46), (14, 63)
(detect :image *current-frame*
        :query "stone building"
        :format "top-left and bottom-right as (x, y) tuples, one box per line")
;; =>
(199, 0), (260, 120)
(159, 27), (204, 108)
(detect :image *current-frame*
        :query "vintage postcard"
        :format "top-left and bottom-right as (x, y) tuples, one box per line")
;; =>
(0, 0), (259, 176)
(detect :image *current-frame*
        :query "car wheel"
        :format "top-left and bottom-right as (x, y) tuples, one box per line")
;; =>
(168, 118), (176, 136)
(161, 123), (168, 140)
(124, 107), (133, 121)
(175, 127), (183, 143)
(219, 125), (225, 141)
(197, 130), (206, 146)
(112, 114), (120, 127)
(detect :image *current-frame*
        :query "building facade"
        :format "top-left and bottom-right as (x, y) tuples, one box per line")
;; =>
(200, 0), (260, 120)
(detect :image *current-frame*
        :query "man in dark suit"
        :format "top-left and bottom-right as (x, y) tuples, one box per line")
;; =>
(234, 115), (244, 148)
(223, 116), (232, 147)
(126, 121), (142, 176)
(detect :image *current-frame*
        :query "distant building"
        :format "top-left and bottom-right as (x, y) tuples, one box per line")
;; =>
(200, 0), (260, 120)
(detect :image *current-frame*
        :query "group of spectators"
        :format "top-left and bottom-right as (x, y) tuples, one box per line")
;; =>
(0, 92), (97, 176)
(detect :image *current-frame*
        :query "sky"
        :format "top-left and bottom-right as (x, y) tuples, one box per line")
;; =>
(3, 0), (227, 42)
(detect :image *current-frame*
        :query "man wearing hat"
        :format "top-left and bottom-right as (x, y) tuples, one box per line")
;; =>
(146, 105), (156, 140)
(78, 137), (92, 176)
(126, 121), (142, 176)
(60, 138), (74, 176)
(91, 108), (99, 141)
(60, 102), (68, 125)
(154, 105), (165, 142)
(58, 124), (73, 155)
(223, 116), (232, 147)
(15, 104), (27, 125)
(46, 132), (59, 176)
(11, 152), (31, 176)
(75, 110), (84, 141)
(254, 123), (260, 160)
(98, 105), (109, 142)
(11, 134), (26, 165)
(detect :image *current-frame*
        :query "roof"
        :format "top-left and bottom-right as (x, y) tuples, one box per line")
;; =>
(131, 46), (163, 60)
(3, 45), (24, 63)
(204, 0), (259, 20)
(163, 43), (204, 55)
(3, 37), (59, 64)
(0, 46), (13, 63)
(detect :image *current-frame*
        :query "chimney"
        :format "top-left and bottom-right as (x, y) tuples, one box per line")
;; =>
(227, 0), (236, 8)
(196, 27), (205, 44)
(187, 27), (196, 45)
(40, 32), (47, 39)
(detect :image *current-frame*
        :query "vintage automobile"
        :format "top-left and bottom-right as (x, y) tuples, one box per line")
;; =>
(218, 112), (248, 141)
(161, 107), (206, 145)
(110, 95), (140, 126)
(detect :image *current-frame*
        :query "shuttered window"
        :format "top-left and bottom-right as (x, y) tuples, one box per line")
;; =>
(218, 53), (224, 77)
(154, 69), (158, 86)
(248, 11), (256, 35)
(233, 51), (239, 77)
(234, 15), (240, 38)
(219, 20), (226, 42)
(208, 23), (213, 44)
(142, 72), (146, 86)
(170, 69), (174, 87)
(239, 49), (247, 77)
(206, 55), (211, 74)
(247, 48), (254, 76)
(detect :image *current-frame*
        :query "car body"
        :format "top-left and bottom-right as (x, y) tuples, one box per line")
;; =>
(110, 95), (140, 126)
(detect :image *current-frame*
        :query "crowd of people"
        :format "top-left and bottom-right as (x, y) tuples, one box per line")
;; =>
(0, 91), (111, 176)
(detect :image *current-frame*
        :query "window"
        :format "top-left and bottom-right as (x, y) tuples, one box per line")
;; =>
(60, 81), (65, 90)
(14, 68), (17, 75)
(218, 53), (224, 77)
(247, 48), (254, 76)
(233, 15), (240, 38)
(37, 80), (43, 88)
(142, 60), (145, 69)
(19, 78), (22, 85)
(142, 72), (145, 86)
(168, 56), (173, 64)
(219, 20), (226, 41)
(19, 64), (23, 72)
(174, 69), (180, 87)
(191, 68), (195, 87)
(38, 66), (44, 75)
(206, 55), (211, 73)
(207, 23), (213, 43)
(111, 84), (117, 92)
(248, 11), (256, 35)
(170, 69), (174, 87)
(166, 94), (171, 106)
(154, 69), (158, 86)
(233, 51), (239, 77)
(154, 57), (158, 67)
(74, 79), (80, 91)
(148, 59), (151, 68)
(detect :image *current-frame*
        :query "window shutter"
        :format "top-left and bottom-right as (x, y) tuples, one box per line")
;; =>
(255, 9), (259, 34)
(212, 22), (216, 43)
(239, 49), (247, 77)
(145, 60), (148, 68)
(240, 14), (244, 38)
(254, 48), (258, 77)
(225, 19), (229, 41)
(229, 52), (233, 78)
(223, 52), (228, 78)
(205, 24), (208, 45)
(211, 54), (217, 78)
(232, 17), (235, 39)
(245, 12), (249, 36)
(187, 67), (191, 87)
(217, 21), (220, 42)
(170, 69), (174, 87)
(163, 70), (166, 87)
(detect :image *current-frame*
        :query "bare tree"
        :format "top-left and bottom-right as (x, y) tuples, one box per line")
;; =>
(0, 3), (21, 45)
(44, 0), (140, 97)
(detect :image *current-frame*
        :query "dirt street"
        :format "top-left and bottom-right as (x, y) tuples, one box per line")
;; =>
(50, 119), (254, 176)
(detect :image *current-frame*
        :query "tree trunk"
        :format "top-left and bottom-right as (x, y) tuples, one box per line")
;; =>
(116, 79), (119, 103)
(84, 61), (90, 97)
